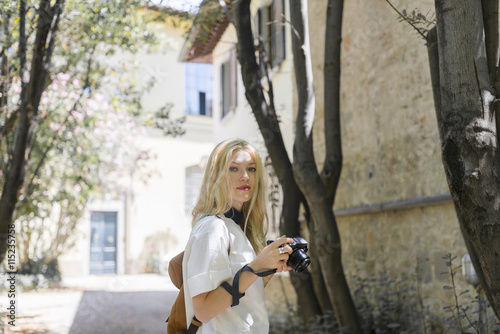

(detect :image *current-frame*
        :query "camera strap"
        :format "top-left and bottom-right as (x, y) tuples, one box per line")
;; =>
(220, 265), (277, 307)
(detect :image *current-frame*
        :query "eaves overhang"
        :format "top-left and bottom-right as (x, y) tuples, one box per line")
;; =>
(179, 0), (231, 63)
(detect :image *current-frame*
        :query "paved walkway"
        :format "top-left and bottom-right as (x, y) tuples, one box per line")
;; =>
(3, 274), (178, 334)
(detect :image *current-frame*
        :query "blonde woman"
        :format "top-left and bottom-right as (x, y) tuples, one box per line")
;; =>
(182, 138), (293, 333)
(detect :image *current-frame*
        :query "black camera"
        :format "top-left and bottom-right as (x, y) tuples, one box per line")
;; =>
(268, 237), (311, 272)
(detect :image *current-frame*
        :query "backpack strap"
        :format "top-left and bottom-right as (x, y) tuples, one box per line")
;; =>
(187, 316), (202, 334)
(220, 265), (277, 307)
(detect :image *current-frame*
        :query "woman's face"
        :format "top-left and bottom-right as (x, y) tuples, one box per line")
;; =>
(228, 149), (256, 211)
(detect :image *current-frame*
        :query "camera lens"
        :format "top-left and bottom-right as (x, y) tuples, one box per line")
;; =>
(289, 249), (311, 272)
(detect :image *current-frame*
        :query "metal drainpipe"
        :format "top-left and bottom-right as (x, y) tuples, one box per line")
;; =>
(333, 193), (453, 217)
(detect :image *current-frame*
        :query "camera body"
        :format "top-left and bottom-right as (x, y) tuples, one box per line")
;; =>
(268, 237), (311, 272)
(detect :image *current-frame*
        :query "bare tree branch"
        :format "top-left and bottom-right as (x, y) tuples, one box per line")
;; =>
(231, 0), (295, 199)
(0, 8), (12, 118)
(0, 1), (28, 142)
(256, 38), (276, 117)
(289, 0), (361, 331)
(41, 0), (65, 93)
(426, 27), (443, 141)
(321, 0), (344, 207)
(385, 0), (426, 39)
(218, 0), (234, 25)
(27, 46), (95, 197)
(19, 0), (28, 95)
(0, 110), (19, 142)
(229, 0), (322, 321)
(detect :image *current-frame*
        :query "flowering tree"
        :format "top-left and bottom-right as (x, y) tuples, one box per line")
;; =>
(14, 74), (154, 265)
(0, 0), (169, 265)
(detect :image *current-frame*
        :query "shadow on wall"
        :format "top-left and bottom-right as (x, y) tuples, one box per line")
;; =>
(69, 290), (178, 334)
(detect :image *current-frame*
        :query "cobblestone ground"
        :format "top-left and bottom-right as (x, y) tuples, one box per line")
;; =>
(1, 275), (178, 334)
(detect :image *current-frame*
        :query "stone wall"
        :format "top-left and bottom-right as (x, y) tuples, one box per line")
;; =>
(304, 0), (483, 321)
(337, 204), (468, 315)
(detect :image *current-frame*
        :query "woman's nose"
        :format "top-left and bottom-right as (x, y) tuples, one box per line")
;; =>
(240, 170), (249, 180)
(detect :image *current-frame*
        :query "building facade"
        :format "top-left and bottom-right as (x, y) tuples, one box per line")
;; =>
(58, 12), (215, 277)
(179, 0), (493, 326)
(310, 0), (478, 320)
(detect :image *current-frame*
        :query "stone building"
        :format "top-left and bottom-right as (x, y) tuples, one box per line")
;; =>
(311, 0), (477, 319)
(181, 0), (494, 327)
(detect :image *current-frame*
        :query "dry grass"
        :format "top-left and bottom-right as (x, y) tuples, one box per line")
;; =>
(2, 315), (54, 334)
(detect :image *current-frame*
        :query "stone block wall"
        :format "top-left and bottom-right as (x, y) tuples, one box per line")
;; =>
(302, 0), (484, 321)
(337, 203), (470, 316)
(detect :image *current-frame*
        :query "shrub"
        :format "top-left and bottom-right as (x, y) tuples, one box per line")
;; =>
(269, 253), (500, 334)
(16, 257), (62, 290)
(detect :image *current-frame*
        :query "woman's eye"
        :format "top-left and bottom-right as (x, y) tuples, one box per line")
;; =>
(229, 167), (238, 172)
(248, 167), (256, 172)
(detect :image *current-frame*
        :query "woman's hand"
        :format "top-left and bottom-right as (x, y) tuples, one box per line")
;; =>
(250, 235), (294, 273)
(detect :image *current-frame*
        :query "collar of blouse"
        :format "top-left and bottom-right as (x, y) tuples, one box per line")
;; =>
(223, 207), (243, 225)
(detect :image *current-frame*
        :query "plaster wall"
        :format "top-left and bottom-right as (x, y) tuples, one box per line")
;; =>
(125, 134), (214, 274)
(309, 0), (445, 206)
(142, 21), (187, 118)
(211, 9), (295, 156)
(59, 17), (214, 276)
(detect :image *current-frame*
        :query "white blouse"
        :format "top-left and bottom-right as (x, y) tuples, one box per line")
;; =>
(182, 214), (269, 334)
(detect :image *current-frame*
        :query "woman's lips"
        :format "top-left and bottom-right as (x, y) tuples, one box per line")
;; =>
(237, 185), (250, 191)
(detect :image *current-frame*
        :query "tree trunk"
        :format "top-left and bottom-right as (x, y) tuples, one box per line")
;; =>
(289, 0), (361, 332)
(230, 0), (322, 321)
(428, 0), (500, 319)
(0, 0), (64, 263)
(322, 0), (344, 205)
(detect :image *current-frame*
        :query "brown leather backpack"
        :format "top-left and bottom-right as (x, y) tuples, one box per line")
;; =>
(167, 251), (202, 334)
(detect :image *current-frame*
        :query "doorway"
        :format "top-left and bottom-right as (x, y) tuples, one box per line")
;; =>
(90, 211), (117, 274)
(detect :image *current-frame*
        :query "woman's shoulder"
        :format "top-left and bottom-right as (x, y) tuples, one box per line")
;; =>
(192, 214), (228, 235)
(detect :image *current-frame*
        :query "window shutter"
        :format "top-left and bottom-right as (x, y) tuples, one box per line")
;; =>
(272, 0), (285, 66)
(230, 47), (237, 111)
(220, 63), (227, 118)
(220, 47), (238, 119)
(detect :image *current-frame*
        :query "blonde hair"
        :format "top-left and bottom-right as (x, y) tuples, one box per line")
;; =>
(192, 138), (268, 253)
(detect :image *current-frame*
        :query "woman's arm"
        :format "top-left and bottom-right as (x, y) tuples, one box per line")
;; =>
(192, 236), (294, 323)
(192, 270), (259, 323)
